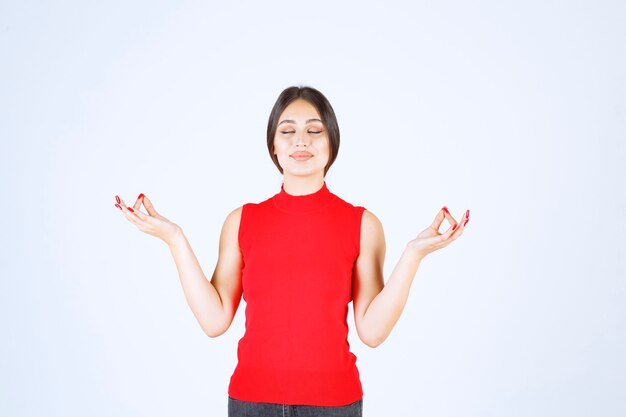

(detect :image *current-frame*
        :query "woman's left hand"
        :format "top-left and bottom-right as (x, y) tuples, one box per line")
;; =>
(407, 207), (470, 259)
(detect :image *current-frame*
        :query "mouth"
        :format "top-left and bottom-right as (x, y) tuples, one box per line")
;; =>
(290, 151), (313, 161)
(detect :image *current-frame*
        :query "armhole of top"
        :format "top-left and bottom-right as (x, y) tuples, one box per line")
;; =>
(355, 206), (367, 256)
(237, 203), (249, 250)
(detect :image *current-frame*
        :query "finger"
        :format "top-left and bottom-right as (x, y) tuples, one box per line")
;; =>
(117, 197), (150, 231)
(133, 193), (144, 211)
(442, 221), (457, 240)
(140, 194), (159, 217)
(437, 206), (457, 232)
(449, 209), (470, 238)
(460, 209), (470, 229)
(129, 205), (150, 222)
(114, 195), (125, 212)
(429, 207), (446, 231)
(117, 197), (139, 219)
(121, 196), (149, 220)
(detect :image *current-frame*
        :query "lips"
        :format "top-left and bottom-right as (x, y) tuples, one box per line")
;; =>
(290, 151), (313, 160)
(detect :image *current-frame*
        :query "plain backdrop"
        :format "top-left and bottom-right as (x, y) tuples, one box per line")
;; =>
(1, 1), (625, 416)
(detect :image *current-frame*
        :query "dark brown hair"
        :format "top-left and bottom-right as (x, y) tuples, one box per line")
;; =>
(267, 86), (340, 175)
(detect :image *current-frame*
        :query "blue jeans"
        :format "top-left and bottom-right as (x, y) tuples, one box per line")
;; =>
(228, 396), (363, 417)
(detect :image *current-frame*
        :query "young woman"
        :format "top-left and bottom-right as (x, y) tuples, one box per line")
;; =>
(114, 86), (469, 416)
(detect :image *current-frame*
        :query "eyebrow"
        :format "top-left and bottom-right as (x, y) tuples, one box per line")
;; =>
(278, 118), (323, 126)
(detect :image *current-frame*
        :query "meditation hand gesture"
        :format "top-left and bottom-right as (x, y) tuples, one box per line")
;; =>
(114, 193), (181, 245)
(407, 207), (470, 259)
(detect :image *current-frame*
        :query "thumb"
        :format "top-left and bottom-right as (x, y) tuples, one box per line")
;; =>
(429, 207), (446, 231)
(141, 194), (159, 217)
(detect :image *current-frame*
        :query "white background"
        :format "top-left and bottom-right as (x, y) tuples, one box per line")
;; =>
(1, 1), (625, 416)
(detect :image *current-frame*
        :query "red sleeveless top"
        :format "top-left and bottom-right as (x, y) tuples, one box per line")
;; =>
(228, 182), (366, 406)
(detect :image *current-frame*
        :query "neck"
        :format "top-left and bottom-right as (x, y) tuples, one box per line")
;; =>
(282, 174), (325, 196)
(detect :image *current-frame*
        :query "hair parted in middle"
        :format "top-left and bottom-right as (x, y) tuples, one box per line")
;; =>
(266, 86), (340, 176)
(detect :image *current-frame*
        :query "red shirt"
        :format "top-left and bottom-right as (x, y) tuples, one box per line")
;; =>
(228, 182), (366, 406)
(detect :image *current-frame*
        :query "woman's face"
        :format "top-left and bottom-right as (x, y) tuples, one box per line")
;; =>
(273, 99), (330, 179)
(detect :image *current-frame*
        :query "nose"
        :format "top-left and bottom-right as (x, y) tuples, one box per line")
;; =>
(294, 130), (310, 147)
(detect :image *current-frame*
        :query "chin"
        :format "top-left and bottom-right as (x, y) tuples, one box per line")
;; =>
(283, 167), (325, 178)
(277, 159), (327, 178)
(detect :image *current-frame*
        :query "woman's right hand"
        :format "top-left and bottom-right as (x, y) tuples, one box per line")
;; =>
(114, 193), (182, 245)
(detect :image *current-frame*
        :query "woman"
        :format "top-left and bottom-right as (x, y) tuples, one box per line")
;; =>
(114, 86), (470, 416)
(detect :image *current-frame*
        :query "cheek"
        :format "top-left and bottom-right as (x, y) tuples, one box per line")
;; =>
(318, 136), (330, 154)
(273, 137), (285, 155)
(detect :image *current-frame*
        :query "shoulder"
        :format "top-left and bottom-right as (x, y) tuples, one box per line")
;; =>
(222, 191), (277, 232)
(223, 206), (243, 230)
(361, 210), (384, 235)
(329, 192), (367, 217)
(359, 210), (385, 252)
(361, 210), (382, 226)
(227, 198), (268, 220)
(226, 205), (243, 220)
(327, 190), (379, 231)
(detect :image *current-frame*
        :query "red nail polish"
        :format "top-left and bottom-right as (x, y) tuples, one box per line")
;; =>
(443, 206), (450, 215)
(464, 218), (469, 226)
(466, 209), (470, 218)
(115, 195), (120, 204)
(452, 224), (457, 231)
(127, 207), (134, 212)
(138, 193), (144, 200)
(115, 204), (121, 210)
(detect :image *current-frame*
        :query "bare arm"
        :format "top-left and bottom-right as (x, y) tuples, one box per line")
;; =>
(352, 208), (469, 348)
(116, 193), (243, 338)
(167, 207), (243, 337)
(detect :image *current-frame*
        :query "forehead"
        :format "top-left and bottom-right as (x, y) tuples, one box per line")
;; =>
(279, 99), (321, 121)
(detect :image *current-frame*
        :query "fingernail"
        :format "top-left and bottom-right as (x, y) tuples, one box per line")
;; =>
(466, 209), (470, 218)
(127, 207), (134, 212)
(115, 195), (120, 204)
(442, 206), (450, 215)
(138, 193), (144, 200)
(452, 223), (457, 231)
(464, 218), (469, 226)
(115, 204), (121, 210)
